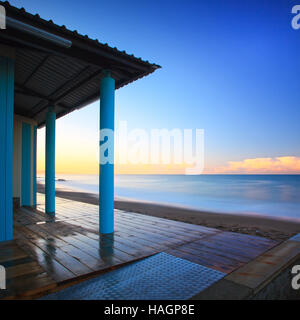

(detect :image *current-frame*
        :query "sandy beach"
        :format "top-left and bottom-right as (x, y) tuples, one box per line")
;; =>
(37, 183), (300, 242)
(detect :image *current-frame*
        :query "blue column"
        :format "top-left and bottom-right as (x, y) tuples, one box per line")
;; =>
(99, 72), (115, 234)
(0, 57), (14, 242)
(45, 108), (56, 215)
(21, 122), (32, 206)
(33, 126), (37, 207)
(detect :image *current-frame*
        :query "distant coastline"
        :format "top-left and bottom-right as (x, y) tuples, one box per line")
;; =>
(38, 174), (300, 220)
(37, 182), (300, 242)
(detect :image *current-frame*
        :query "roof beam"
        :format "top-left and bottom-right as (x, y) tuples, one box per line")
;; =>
(47, 65), (91, 101)
(27, 66), (93, 117)
(15, 84), (51, 101)
(27, 65), (92, 118)
(31, 69), (103, 118)
(22, 54), (51, 86)
(54, 70), (102, 104)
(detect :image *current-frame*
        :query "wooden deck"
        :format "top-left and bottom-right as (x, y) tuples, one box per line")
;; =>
(0, 193), (278, 299)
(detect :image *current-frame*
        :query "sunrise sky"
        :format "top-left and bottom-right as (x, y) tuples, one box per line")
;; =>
(10, 0), (300, 175)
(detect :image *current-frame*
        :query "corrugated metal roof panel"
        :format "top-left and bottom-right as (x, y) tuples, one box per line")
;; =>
(1, 1), (160, 69)
(0, 1), (161, 126)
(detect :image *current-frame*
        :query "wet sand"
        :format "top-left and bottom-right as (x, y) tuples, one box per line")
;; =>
(37, 183), (300, 241)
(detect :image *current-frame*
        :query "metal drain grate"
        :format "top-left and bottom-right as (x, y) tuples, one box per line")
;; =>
(41, 253), (225, 300)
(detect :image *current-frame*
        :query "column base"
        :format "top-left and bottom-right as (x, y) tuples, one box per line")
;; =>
(46, 212), (55, 217)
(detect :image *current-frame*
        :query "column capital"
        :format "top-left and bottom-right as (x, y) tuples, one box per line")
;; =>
(102, 69), (117, 80)
(102, 69), (111, 77)
(47, 106), (55, 113)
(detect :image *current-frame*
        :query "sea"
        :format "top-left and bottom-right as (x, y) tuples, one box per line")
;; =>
(38, 174), (300, 221)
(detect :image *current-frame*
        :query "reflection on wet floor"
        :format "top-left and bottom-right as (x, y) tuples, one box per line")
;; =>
(0, 193), (278, 299)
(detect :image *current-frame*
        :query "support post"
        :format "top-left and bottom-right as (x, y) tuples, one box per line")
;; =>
(0, 57), (14, 242)
(33, 125), (37, 207)
(99, 72), (115, 234)
(45, 108), (56, 215)
(21, 122), (32, 206)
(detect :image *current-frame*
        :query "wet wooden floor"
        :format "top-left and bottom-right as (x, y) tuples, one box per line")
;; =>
(1, 193), (278, 299)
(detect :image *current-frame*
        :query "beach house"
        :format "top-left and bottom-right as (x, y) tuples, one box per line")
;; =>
(0, 1), (160, 242)
(1, 2), (296, 301)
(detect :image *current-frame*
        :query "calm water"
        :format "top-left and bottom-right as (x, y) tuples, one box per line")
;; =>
(39, 174), (300, 220)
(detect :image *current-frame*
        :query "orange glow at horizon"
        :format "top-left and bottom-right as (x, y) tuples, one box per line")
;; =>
(38, 156), (300, 175)
(37, 159), (191, 175)
(211, 156), (300, 174)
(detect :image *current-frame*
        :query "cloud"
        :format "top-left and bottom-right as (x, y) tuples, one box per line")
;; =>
(214, 156), (300, 174)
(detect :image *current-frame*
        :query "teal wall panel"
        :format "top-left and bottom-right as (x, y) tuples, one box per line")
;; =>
(0, 57), (14, 242)
(33, 125), (37, 207)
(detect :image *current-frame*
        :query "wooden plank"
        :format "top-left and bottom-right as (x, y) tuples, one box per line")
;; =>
(8, 193), (279, 298)
(17, 238), (75, 282)
(0, 245), (28, 264)
(32, 240), (94, 276)
(6, 261), (44, 279)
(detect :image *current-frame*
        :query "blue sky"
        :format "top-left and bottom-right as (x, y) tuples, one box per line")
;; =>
(8, 0), (300, 173)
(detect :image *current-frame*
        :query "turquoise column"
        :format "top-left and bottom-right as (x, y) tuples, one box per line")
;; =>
(33, 126), (37, 207)
(45, 108), (56, 215)
(21, 122), (32, 206)
(0, 57), (14, 242)
(99, 72), (115, 234)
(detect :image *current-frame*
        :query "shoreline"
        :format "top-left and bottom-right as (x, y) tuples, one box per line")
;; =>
(37, 183), (300, 241)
